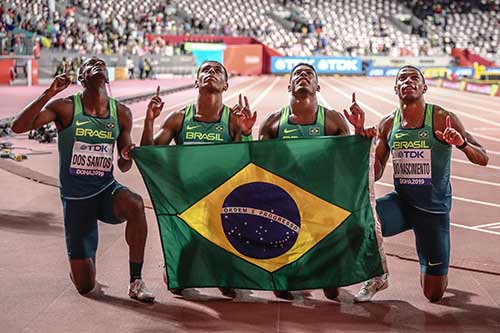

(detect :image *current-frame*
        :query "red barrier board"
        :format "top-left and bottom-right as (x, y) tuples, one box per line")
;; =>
(223, 45), (263, 75)
(0, 59), (15, 85)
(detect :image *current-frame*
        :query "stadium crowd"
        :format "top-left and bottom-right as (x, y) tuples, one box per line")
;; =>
(0, 0), (499, 58)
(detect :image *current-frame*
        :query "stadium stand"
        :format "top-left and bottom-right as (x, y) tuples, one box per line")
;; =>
(403, 0), (500, 59)
(0, 0), (498, 59)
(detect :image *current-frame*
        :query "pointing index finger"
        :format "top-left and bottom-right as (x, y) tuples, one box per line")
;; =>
(156, 86), (160, 97)
(352, 92), (356, 104)
(63, 63), (70, 75)
(446, 115), (452, 129)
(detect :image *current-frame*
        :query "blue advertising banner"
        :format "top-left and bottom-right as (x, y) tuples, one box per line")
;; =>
(271, 57), (362, 74)
(366, 66), (474, 78)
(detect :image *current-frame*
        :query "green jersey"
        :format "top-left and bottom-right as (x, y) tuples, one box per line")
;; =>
(388, 103), (452, 212)
(58, 93), (120, 200)
(177, 104), (233, 144)
(277, 105), (326, 139)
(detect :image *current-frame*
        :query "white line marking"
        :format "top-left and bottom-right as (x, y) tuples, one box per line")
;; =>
(377, 182), (500, 208)
(320, 79), (383, 117)
(451, 223), (500, 236)
(251, 77), (280, 109)
(429, 94), (500, 117)
(430, 87), (500, 110)
(451, 157), (500, 171)
(471, 221), (500, 229)
(386, 162), (500, 187)
(317, 92), (332, 109)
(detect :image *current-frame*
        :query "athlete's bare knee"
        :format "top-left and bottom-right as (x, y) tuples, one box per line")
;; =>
(422, 273), (447, 303)
(117, 191), (145, 220)
(424, 287), (445, 303)
(69, 259), (96, 295)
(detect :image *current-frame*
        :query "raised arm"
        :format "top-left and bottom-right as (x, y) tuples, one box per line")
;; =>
(140, 86), (164, 146)
(373, 115), (393, 181)
(231, 94), (257, 141)
(435, 111), (489, 166)
(12, 71), (72, 133)
(116, 104), (135, 172)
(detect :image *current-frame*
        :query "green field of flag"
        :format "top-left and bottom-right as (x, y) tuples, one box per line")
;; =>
(133, 135), (385, 290)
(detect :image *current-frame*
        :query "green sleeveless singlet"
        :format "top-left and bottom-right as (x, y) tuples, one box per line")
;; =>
(277, 105), (326, 139)
(58, 93), (120, 200)
(177, 104), (233, 144)
(388, 103), (452, 212)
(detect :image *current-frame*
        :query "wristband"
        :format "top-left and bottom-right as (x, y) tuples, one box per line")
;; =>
(457, 139), (468, 150)
(242, 133), (253, 142)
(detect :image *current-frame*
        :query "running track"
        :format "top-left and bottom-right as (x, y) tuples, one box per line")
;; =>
(1, 76), (499, 332)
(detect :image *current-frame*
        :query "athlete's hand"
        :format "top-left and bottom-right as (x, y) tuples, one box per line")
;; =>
(357, 126), (377, 138)
(343, 92), (366, 131)
(232, 94), (257, 136)
(47, 64), (72, 96)
(145, 86), (165, 121)
(435, 115), (465, 147)
(121, 143), (136, 160)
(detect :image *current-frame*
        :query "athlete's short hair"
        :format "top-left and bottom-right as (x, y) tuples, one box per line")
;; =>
(197, 60), (228, 81)
(290, 63), (318, 82)
(396, 65), (426, 84)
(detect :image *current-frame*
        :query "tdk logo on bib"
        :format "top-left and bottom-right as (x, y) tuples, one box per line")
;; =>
(271, 57), (362, 74)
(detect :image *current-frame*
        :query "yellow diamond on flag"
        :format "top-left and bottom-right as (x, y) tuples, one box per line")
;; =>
(178, 163), (351, 272)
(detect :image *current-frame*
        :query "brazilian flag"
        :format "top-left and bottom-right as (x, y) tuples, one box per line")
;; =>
(133, 135), (386, 290)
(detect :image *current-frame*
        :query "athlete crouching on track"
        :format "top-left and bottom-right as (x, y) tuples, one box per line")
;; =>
(12, 57), (155, 302)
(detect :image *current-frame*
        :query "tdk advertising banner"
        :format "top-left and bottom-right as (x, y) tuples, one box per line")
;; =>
(271, 57), (363, 74)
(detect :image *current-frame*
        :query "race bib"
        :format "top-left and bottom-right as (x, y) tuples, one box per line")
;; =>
(70, 141), (114, 177)
(392, 149), (432, 186)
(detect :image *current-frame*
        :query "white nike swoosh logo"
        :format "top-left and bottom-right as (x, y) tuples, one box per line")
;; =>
(284, 128), (299, 134)
(186, 125), (202, 130)
(427, 261), (442, 266)
(76, 120), (91, 126)
(394, 133), (408, 139)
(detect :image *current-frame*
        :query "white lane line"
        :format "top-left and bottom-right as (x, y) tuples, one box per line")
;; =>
(320, 79), (383, 117)
(251, 77), (280, 109)
(332, 78), (500, 144)
(450, 223), (500, 236)
(428, 94), (500, 116)
(448, 174), (500, 187)
(470, 221), (500, 229)
(386, 162), (500, 187)
(376, 182), (500, 236)
(317, 92), (332, 109)
(132, 76), (269, 122)
(430, 88), (500, 110)
(377, 182), (500, 208)
(450, 157), (500, 171)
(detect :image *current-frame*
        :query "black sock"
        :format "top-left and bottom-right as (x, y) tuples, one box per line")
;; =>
(130, 261), (143, 283)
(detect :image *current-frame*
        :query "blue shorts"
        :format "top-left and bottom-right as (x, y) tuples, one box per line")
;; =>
(62, 182), (125, 260)
(376, 192), (450, 276)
